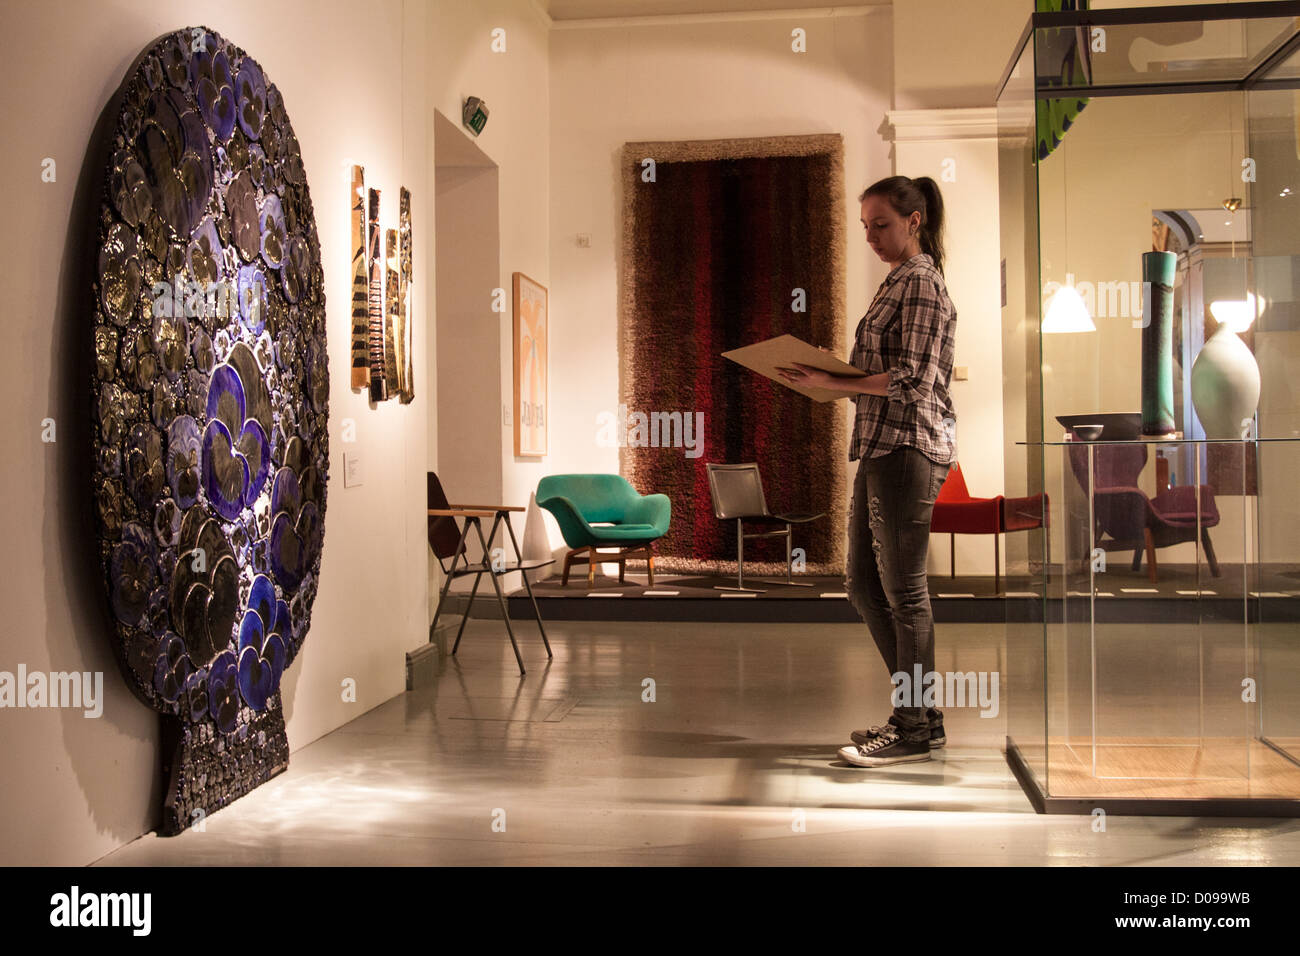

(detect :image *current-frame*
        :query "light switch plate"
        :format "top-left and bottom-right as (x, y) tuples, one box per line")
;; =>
(503, 403), (512, 427)
(954, 366), (969, 380)
(344, 451), (363, 487)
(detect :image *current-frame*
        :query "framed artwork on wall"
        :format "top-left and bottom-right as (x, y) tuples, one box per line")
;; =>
(513, 271), (548, 457)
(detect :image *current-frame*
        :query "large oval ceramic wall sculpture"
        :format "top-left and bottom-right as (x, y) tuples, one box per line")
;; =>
(91, 26), (328, 835)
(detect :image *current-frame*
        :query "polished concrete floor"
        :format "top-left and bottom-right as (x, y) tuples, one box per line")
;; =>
(97, 618), (1300, 866)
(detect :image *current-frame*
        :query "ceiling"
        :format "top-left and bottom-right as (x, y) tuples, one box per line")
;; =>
(542, 0), (891, 21)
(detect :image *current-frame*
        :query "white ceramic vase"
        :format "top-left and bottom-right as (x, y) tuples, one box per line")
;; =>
(1190, 324), (1260, 439)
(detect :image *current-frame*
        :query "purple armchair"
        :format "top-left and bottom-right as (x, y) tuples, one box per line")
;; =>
(1066, 441), (1220, 583)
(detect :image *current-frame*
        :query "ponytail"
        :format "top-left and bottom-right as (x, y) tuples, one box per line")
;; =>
(911, 176), (946, 278)
(860, 175), (947, 277)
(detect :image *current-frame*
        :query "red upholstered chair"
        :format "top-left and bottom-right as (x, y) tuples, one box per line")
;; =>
(929, 462), (1049, 594)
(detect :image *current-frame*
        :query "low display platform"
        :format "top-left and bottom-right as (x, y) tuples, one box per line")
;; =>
(474, 562), (1300, 623)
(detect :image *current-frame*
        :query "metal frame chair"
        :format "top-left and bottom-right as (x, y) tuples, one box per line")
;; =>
(705, 462), (825, 592)
(427, 472), (554, 675)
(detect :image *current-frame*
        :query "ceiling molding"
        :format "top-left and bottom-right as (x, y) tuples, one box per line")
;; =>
(884, 108), (1000, 143)
(529, 0), (555, 28)
(546, 3), (888, 30)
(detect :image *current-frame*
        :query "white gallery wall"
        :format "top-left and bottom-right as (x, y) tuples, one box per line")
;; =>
(0, 0), (433, 866)
(892, 0), (1038, 111)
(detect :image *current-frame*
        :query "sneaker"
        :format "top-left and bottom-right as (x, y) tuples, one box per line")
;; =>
(850, 714), (946, 749)
(839, 729), (931, 767)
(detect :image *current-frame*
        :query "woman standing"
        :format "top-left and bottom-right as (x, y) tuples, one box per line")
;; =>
(778, 175), (957, 767)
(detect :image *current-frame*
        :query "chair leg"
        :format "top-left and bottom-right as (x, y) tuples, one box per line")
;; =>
(738, 522), (748, 590)
(1144, 527), (1158, 584)
(515, 566), (552, 658)
(488, 568), (525, 675)
(561, 549), (574, 586)
(430, 518), (474, 640)
(786, 524), (794, 583)
(588, 549), (596, 588)
(1131, 547), (1143, 571)
(993, 535), (1003, 595)
(1202, 527), (1221, 577)
(618, 555), (626, 584)
(950, 533), (956, 579)
(471, 519), (525, 675)
(501, 514), (551, 658)
(715, 520), (765, 592)
(994, 532), (1000, 595)
(1043, 516), (1050, 578)
(430, 563), (456, 641)
(451, 571), (483, 654)
(737, 519), (745, 589)
(647, 544), (655, 588)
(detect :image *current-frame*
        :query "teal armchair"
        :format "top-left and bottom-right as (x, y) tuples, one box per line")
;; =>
(536, 475), (671, 587)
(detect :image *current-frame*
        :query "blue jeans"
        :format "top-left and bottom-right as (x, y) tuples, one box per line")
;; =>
(845, 446), (950, 743)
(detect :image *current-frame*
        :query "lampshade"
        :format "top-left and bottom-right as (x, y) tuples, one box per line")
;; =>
(1208, 291), (1261, 334)
(1043, 283), (1096, 333)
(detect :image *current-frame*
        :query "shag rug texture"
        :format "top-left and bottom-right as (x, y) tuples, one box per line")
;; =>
(618, 134), (848, 575)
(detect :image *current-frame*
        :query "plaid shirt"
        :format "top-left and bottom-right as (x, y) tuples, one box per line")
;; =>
(848, 253), (957, 464)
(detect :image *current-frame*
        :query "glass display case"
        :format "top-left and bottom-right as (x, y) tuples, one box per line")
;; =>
(996, 2), (1300, 814)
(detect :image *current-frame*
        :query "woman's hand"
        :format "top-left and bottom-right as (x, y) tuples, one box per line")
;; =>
(776, 362), (833, 389)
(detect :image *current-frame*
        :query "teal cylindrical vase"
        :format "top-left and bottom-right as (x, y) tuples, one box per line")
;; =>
(1141, 251), (1176, 436)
